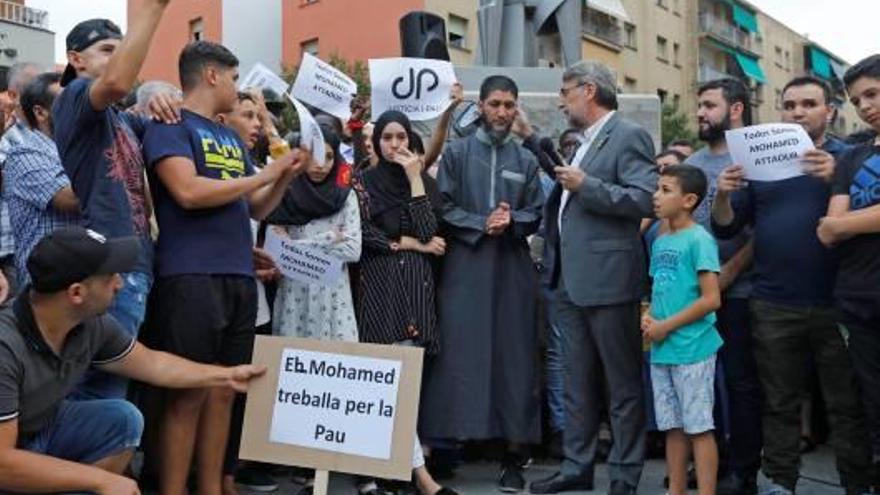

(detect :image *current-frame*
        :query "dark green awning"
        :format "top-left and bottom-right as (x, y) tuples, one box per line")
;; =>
(734, 52), (766, 83)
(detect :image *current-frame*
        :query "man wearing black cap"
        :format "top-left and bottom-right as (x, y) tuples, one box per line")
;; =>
(0, 226), (265, 494)
(51, 1), (172, 401)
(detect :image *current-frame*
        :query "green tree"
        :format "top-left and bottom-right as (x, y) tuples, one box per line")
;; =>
(661, 103), (697, 149)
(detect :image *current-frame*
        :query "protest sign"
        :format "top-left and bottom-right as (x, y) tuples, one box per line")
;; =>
(240, 336), (424, 481)
(286, 94), (326, 166)
(291, 53), (358, 121)
(239, 62), (289, 97)
(264, 228), (342, 287)
(369, 57), (457, 121)
(725, 123), (814, 181)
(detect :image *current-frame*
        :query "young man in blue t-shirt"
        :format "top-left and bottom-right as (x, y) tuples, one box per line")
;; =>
(714, 75), (873, 495)
(51, 2), (176, 400)
(643, 165), (722, 495)
(819, 54), (880, 492)
(141, 41), (304, 495)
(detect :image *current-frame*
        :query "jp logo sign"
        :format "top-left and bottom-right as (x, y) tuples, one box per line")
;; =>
(370, 58), (457, 121)
(392, 67), (439, 100)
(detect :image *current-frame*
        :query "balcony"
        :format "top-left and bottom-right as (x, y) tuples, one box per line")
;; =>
(699, 13), (754, 54)
(0, 1), (49, 30)
(698, 63), (731, 83)
(583, 9), (622, 48)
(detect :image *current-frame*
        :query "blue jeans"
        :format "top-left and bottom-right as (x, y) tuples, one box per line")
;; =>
(71, 272), (152, 400)
(545, 323), (566, 432)
(21, 399), (143, 463)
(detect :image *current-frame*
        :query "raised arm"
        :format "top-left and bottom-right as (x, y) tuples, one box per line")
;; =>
(88, 0), (171, 111)
(423, 83), (463, 168)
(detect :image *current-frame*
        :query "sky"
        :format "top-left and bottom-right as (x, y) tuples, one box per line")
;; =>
(24, 0), (880, 66)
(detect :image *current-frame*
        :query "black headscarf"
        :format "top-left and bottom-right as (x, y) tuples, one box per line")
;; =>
(266, 130), (350, 226)
(361, 111), (441, 238)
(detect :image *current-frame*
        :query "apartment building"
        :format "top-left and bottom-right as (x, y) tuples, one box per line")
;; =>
(0, 0), (53, 89)
(130, 0), (862, 136)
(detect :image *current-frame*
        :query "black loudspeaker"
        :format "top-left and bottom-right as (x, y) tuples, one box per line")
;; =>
(399, 11), (450, 61)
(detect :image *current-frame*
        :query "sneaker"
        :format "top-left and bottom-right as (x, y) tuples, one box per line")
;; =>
(235, 465), (279, 492)
(759, 483), (793, 495)
(499, 463), (525, 493)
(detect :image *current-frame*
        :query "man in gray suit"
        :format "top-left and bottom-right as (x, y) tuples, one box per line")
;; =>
(530, 60), (657, 495)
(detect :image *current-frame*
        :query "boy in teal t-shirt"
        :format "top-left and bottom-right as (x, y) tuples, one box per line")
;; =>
(643, 165), (722, 495)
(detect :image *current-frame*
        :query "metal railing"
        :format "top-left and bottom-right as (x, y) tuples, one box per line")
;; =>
(699, 13), (753, 53)
(0, 1), (49, 30)
(698, 63), (731, 82)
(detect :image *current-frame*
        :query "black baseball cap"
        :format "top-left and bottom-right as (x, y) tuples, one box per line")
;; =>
(60, 18), (123, 87)
(27, 227), (140, 293)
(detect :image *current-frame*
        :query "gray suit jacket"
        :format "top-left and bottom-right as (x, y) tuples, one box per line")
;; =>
(546, 113), (657, 307)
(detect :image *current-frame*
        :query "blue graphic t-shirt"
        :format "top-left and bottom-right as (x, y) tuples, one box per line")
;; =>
(831, 143), (880, 298)
(142, 110), (256, 277)
(649, 224), (723, 365)
(52, 78), (153, 273)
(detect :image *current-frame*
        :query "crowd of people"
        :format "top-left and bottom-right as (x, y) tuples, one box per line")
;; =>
(0, 2), (878, 495)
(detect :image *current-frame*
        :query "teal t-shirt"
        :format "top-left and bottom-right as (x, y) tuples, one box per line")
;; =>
(649, 224), (723, 365)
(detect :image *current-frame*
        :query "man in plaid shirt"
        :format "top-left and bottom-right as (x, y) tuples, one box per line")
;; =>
(3, 72), (80, 290)
(0, 63), (42, 299)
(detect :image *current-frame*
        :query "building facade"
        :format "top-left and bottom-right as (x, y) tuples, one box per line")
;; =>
(130, 0), (862, 137)
(128, 0), (283, 86)
(0, 0), (53, 89)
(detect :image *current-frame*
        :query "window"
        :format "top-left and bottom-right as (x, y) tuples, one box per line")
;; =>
(301, 38), (319, 57)
(774, 88), (783, 110)
(189, 17), (204, 41)
(673, 0), (681, 15)
(657, 88), (668, 103)
(673, 42), (680, 66)
(656, 0), (668, 9)
(656, 36), (668, 62)
(624, 23), (637, 50)
(774, 46), (783, 68)
(784, 50), (791, 71)
(448, 14), (468, 50)
(673, 93), (681, 109)
(624, 77), (637, 92)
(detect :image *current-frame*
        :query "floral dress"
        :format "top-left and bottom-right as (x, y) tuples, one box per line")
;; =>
(272, 191), (361, 341)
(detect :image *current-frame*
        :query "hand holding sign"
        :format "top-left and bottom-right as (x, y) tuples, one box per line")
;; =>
(725, 123), (814, 182)
(716, 165), (747, 194)
(369, 58), (457, 121)
(801, 148), (836, 182)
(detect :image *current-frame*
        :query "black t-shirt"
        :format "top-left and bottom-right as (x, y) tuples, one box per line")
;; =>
(0, 293), (134, 437)
(830, 143), (880, 299)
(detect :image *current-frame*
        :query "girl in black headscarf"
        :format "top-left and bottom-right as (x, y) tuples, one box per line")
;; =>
(267, 130), (362, 341)
(352, 111), (456, 495)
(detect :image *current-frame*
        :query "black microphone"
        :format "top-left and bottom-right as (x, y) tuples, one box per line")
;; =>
(539, 137), (564, 166)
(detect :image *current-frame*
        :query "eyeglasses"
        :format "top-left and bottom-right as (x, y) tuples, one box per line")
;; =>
(559, 81), (590, 98)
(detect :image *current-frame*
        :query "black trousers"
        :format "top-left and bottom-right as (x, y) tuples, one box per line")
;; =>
(750, 299), (871, 492)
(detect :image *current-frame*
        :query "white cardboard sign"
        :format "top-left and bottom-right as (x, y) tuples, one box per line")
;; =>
(286, 94), (326, 167)
(291, 53), (358, 121)
(725, 123), (814, 182)
(239, 62), (289, 97)
(269, 348), (402, 459)
(369, 58), (456, 121)
(264, 228), (342, 287)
